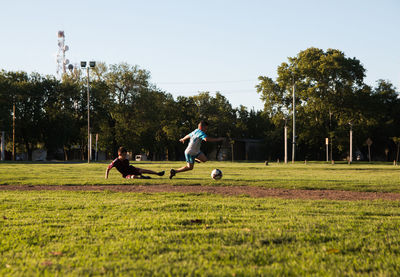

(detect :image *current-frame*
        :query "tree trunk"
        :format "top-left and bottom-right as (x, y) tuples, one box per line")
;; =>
(368, 145), (371, 162)
(81, 141), (85, 161)
(26, 142), (32, 161)
(63, 146), (68, 161)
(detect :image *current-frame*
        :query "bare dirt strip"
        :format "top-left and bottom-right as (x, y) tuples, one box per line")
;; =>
(1, 185), (400, 201)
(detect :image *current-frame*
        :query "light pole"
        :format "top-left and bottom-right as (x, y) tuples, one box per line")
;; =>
(81, 61), (96, 163)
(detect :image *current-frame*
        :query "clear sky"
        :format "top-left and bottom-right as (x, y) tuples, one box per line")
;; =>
(1, 0), (399, 110)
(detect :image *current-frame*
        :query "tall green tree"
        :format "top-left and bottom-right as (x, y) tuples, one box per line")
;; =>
(0, 71), (13, 143)
(190, 92), (236, 158)
(257, 47), (370, 160)
(0, 71), (42, 159)
(100, 63), (172, 159)
(368, 80), (400, 160)
(41, 75), (85, 159)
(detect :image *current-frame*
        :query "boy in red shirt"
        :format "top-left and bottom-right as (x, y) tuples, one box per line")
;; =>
(105, 147), (164, 179)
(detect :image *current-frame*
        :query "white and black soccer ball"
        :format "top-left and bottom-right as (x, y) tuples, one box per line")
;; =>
(211, 169), (223, 180)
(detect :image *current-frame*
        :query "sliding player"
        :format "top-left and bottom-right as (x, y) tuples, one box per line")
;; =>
(105, 147), (164, 179)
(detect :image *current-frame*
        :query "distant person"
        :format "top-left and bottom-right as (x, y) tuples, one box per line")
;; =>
(105, 147), (164, 179)
(169, 121), (224, 179)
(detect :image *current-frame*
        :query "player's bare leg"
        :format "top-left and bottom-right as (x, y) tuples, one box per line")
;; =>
(169, 163), (194, 179)
(195, 153), (207, 163)
(176, 163), (194, 173)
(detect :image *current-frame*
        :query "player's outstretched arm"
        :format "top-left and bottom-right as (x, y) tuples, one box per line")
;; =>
(105, 168), (111, 179)
(105, 160), (115, 179)
(179, 134), (190, 143)
(204, 137), (225, 143)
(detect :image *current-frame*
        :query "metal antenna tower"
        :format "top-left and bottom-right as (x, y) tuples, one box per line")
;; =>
(56, 31), (71, 76)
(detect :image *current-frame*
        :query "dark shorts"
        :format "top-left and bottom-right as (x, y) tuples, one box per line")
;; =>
(123, 165), (141, 178)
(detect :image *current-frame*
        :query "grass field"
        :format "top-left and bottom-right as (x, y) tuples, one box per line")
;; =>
(1, 161), (400, 276)
(0, 161), (399, 192)
(1, 191), (400, 276)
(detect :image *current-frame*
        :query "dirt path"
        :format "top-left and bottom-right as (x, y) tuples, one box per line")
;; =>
(1, 184), (400, 201)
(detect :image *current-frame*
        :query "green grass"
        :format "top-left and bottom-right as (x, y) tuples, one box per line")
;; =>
(1, 161), (400, 275)
(1, 191), (400, 276)
(0, 161), (399, 192)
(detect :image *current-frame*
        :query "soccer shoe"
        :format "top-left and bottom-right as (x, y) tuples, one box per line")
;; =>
(158, 171), (165, 176)
(139, 175), (151, 179)
(169, 169), (176, 179)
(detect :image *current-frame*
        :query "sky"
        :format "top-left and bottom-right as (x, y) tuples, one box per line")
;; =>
(0, 0), (399, 111)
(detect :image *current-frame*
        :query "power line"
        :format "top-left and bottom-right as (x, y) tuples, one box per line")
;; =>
(158, 79), (257, 85)
(171, 89), (258, 95)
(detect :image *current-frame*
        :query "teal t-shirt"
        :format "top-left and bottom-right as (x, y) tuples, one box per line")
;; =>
(185, 129), (207, 156)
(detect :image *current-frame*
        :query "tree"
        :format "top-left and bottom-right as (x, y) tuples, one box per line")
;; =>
(256, 47), (371, 160)
(40, 75), (84, 159)
(368, 80), (400, 160)
(0, 71), (13, 144)
(0, 71), (43, 160)
(190, 92), (237, 159)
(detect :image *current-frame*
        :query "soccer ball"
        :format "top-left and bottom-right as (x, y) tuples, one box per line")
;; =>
(211, 169), (223, 180)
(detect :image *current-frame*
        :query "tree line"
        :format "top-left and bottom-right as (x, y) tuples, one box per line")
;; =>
(0, 63), (269, 161)
(257, 47), (400, 162)
(0, 47), (399, 161)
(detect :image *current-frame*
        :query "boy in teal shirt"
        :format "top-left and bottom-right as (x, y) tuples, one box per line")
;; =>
(169, 121), (224, 179)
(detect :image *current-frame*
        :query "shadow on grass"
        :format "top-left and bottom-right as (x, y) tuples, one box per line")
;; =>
(260, 237), (296, 245)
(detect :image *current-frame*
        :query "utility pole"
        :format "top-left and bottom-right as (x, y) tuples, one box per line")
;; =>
(12, 103), (15, 161)
(284, 119), (288, 164)
(95, 133), (98, 161)
(325, 138), (329, 162)
(1, 131), (5, 161)
(349, 123), (353, 163)
(329, 110), (333, 162)
(292, 82), (296, 163)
